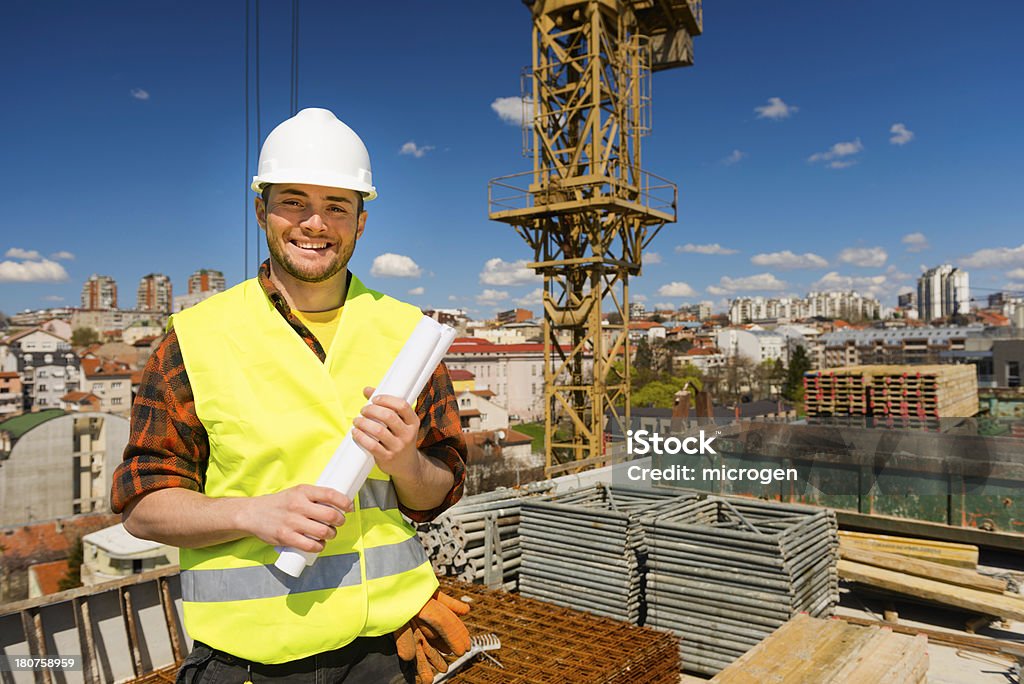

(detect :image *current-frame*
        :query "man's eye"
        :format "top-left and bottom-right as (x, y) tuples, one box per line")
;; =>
(329, 206), (347, 214)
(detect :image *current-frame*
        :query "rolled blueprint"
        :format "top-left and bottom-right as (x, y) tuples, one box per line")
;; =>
(275, 316), (457, 577)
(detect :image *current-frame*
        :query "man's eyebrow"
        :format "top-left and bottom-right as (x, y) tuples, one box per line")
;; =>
(325, 195), (355, 205)
(277, 189), (309, 197)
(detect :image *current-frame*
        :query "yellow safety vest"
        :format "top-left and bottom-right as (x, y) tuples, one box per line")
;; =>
(171, 275), (438, 664)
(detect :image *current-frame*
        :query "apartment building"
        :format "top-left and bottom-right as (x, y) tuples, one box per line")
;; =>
(917, 264), (970, 321)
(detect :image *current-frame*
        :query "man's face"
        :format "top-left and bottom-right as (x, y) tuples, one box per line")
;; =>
(255, 184), (366, 284)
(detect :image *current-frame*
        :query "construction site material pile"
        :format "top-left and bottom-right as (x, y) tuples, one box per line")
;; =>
(438, 578), (681, 683)
(518, 485), (685, 622)
(416, 483), (555, 590)
(710, 613), (929, 683)
(803, 364), (978, 426)
(641, 496), (839, 675)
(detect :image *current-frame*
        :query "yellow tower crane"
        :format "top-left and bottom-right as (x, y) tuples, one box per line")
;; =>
(488, 0), (702, 474)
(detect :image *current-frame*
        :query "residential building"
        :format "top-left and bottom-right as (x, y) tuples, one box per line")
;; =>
(3, 328), (80, 411)
(716, 329), (786, 364)
(71, 308), (166, 336)
(81, 523), (178, 586)
(456, 389), (508, 432)
(820, 325), (983, 368)
(0, 372), (23, 416)
(81, 359), (133, 415)
(8, 308), (74, 327)
(675, 347), (725, 373)
(445, 337), (590, 422)
(0, 410), (130, 526)
(122, 320), (164, 345)
(729, 292), (879, 324)
(188, 268), (226, 295)
(136, 273), (173, 313)
(917, 264), (970, 321)
(496, 308), (534, 325)
(81, 275), (118, 310)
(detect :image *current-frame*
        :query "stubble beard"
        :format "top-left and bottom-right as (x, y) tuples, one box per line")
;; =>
(266, 235), (355, 284)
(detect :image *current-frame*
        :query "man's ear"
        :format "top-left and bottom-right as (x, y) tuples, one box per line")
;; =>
(355, 209), (367, 240)
(254, 196), (267, 231)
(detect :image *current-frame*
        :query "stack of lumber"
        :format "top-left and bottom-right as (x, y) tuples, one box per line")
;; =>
(838, 530), (979, 569)
(710, 613), (928, 683)
(803, 365), (978, 421)
(640, 497), (839, 676)
(838, 539), (1024, 622)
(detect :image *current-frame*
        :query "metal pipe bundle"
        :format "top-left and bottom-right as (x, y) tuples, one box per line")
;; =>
(640, 496), (839, 676)
(415, 482), (554, 590)
(519, 484), (688, 623)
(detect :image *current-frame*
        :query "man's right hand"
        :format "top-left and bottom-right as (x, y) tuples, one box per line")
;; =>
(240, 484), (354, 553)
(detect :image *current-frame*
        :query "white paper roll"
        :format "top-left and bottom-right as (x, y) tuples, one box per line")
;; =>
(274, 316), (456, 576)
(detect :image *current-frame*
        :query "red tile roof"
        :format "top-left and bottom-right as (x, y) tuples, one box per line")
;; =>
(0, 371), (19, 379)
(459, 408), (482, 418)
(470, 389), (496, 399)
(28, 559), (70, 596)
(449, 369), (476, 381)
(0, 514), (120, 570)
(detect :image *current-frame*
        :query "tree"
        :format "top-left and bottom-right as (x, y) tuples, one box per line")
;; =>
(634, 337), (654, 377)
(58, 537), (84, 591)
(71, 327), (100, 347)
(783, 344), (812, 402)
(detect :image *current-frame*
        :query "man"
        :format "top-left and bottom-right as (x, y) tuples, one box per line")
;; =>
(112, 108), (468, 684)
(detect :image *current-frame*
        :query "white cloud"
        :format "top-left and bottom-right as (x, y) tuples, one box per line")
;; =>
(838, 246), (887, 268)
(809, 138), (863, 167)
(407, 286), (425, 296)
(42, 295), (65, 302)
(706, 273), (787, 295)
(632, 294), (648, 302)
(721, 149), (745, 166)
(657, 281), (697, 297)
(1007, 268), (1024, 280)
(815, 266), (913, 301)
(5, 247), (42, 260)
(754, 97), (798, 120)
(962, 243), (1024, 269)
(675, 243), (738, 256)
(0, 258), (70, 283)
(399, 141), (435, 158)
(479, 257), (539, 286)
(654, 303), (676, 311)
(50, 250), (75, 261)
(889, 123), (914, 146)
(448, 295), (459, 302)
(370, 253), (422, 278)
(513, 288), (544, 307)
(491, 96), (533, 127)
(750, 250), (828, 270)
(130, 88), (150, 101)
(644, 252), (662, 265)
(476, 289), (509, 305)
(901, 232), (929, 252)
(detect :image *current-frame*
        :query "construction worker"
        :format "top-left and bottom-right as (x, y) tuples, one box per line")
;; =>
(112, 108), (470, 684)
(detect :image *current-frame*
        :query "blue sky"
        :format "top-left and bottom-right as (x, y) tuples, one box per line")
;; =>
(2, 1), (1023, 318)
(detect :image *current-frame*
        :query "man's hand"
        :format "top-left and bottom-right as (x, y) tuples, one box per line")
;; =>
(238, 484), (353, 553)
(352, 387), (421, 481)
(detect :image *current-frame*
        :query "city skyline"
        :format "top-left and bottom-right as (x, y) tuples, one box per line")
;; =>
(1, 2), (1022, 316)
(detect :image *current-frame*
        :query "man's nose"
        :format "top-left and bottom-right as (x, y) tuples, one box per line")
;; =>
(300, 211), (325, 230)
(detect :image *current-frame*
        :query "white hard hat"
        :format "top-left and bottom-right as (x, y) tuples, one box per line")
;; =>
(251, 108), (377, 201)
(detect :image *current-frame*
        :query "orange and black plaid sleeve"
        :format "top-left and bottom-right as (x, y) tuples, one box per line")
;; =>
(110, 329), (207, 513)
(403, 361), (467, 522)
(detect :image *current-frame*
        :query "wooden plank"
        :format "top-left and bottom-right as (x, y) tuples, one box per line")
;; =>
(838, 530), (978, 568)
(839, 559), (1024, 621)
(838, 543), (1008, 593)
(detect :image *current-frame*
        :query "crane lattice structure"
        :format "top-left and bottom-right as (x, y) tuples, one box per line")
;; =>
(489, 0), (702, 473)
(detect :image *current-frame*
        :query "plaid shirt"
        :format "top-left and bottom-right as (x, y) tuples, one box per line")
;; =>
(111, 262), (466, 522)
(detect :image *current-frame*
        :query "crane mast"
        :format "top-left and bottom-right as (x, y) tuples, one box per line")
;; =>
(489, 0), (702, 473)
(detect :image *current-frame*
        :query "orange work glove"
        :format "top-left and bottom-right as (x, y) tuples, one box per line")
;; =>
(394, 589), (471, 684)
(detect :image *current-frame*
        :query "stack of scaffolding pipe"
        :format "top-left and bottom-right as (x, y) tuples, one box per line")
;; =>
(641, 496), (839, 676)
(519, 485), (687, 623)
(416, 483), (553, 590)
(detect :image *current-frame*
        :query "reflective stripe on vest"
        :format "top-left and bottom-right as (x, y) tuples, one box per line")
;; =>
(171, 276), (439, 664)
(181, 535), (426, 602)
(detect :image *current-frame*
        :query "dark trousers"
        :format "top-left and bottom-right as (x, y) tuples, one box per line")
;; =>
(176, 636), (415, 684)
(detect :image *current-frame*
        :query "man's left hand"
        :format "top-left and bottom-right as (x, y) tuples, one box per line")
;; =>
(351, 387), (421, 480)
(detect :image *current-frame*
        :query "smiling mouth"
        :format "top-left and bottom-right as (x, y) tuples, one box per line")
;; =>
(291, 240), (331, 251)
